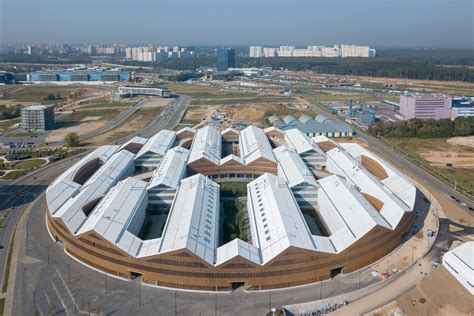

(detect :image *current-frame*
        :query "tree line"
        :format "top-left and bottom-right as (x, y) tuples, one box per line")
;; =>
(367, 117), (474, 138)
(0, 104), (21, 120)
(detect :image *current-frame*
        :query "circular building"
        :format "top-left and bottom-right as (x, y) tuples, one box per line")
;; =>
(46, 126), (416, 291)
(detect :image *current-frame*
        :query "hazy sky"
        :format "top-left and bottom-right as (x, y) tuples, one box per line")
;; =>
(1, 0), (473, 47)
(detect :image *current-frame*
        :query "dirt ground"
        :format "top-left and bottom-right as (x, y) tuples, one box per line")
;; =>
(447, 136), (474, 149)
(419, 151), (474, 168)
(85, 108), (159, 146)
(183, 105), (219, 121)
(393, 266), (474, 316)
(142, 97), (170, 109)
(227, 104), (314, 123)
(46, 120), (106, 142)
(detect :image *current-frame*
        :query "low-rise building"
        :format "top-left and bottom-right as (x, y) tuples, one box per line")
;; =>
(21, 104), (55, 131)
(400, 94), (452, 120)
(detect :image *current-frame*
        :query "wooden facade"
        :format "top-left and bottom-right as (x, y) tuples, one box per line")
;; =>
(47, 208), (413, 291)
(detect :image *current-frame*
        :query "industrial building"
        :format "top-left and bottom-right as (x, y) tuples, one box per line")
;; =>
(46, 125), (416, 291)
(268, 114), (355, 138)
(21, 104), (55, 131)
(28, 70), (130, 83)
(117, 86), (172, 98)
(442, 242), (473, 295)
(399, 94), (452, 120)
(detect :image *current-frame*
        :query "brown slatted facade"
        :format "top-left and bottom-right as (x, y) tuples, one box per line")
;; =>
(46, 208), (413, 291)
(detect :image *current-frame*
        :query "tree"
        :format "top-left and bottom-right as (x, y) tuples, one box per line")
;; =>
(64, 132), (80, 147)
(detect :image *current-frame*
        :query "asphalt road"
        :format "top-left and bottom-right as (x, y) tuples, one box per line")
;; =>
(0, 155), (85, 293)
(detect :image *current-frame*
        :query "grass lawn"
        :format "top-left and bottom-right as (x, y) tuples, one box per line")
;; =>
(220, 182), (247, 197)
(0, 118), (20, 134)
(10, 159), (47, 170)
(1, 170), (28, 180)
(81, 102), (133, 109)
(2, 229), (15, 293)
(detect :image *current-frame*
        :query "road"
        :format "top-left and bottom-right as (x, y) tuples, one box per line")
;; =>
(1, 91), (471, 315)
(0, 93), (189, 313)
(0, 155), (85, 295)
(307, 98), (474, 210)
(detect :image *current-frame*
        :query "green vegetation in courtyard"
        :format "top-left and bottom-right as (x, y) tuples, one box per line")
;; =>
(220, 182), (247, 197)
(222, 200), (248, 243)
(139, 218), (153, 239)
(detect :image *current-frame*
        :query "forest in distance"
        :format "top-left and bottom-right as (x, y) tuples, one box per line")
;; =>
(2, 48), (473, 82)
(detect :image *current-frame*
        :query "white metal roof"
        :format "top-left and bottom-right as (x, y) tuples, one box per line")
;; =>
(325, 147), (411, 228)
(53, 150), (135, 234)
(216, 238), (261, 266)
(46, 145), (119, 215)
(135, 130), (176, 159)
(247, 173), (316, 264)
(285, 129), (323, 155)
(442, 242), (474, 295)
(317, 175), (391, 252)
(239, 125), (276, 164)
(188, 125), (222, 165)
(339, 143), (416, 208)
(76, 178), (148, 256)
(159, 174), (220, 265)
(273, 145), (318, 188)
(118, 136), (148, 153)
(148, 146), (190, 190)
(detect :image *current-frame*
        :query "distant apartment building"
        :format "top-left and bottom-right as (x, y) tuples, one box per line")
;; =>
(249, 44), (376, 58)
(125, 46), (195, 62)
(399, 94), (452, 120)
(21, 105), (55, 131)
(249, 46), (263, 58)
(216, 47), (235, 71)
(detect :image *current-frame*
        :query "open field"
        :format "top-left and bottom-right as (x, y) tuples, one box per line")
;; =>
(191, 95), (297, 106)
(394, 265), (474, 316)
(385, 137), (474, 193)
(167, 83), (258, 98)
(0, 86), (105, 104)
(0, 118), (20, 134)
(84, 107), (161, 146)
(47, 108), (123, 142)
(79, 101), (133, 109)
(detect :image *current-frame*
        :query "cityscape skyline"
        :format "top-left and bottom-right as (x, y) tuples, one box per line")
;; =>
(0, 0), (472, 48)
